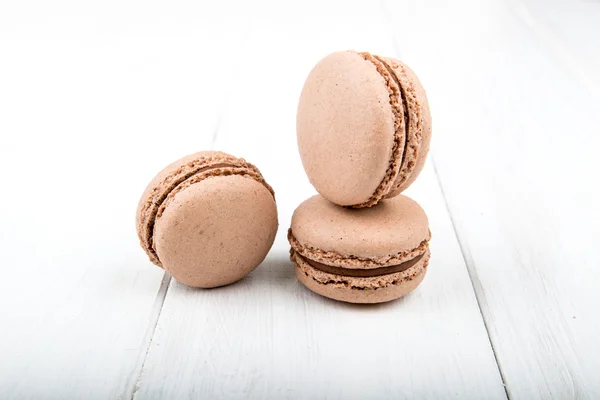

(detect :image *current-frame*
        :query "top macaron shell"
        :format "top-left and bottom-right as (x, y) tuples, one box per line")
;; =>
(290, 194), (430, 268)
(154, 173), (277, 287)
(136, 151), (278, 288)
(297, 51), (397, 207)
(297, 51), (431, 208)
(136, 151), (248, 266)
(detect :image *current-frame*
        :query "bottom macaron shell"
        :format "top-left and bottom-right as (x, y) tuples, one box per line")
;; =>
(154, 174), (277, 288)
(293, 249), (430, 304)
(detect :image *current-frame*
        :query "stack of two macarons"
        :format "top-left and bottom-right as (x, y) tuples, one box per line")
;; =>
(289, 51), (433, 303)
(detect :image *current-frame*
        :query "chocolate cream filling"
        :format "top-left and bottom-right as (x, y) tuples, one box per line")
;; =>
(299, 252), (425, 278)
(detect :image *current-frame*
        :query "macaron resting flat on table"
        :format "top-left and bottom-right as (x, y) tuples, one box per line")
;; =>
(297, 51), (432, 208)
(288, 194), (431, 303)
(136, 151), (278, 288)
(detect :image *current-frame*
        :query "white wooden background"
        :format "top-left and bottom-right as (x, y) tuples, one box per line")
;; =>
(1, 0), (598, 398)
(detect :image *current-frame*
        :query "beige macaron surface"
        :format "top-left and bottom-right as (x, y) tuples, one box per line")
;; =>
(288, 195), (431, 303)
(297, 51), (431, 208)
(136, 151), (278, 288)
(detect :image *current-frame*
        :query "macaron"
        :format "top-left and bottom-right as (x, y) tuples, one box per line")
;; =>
(288, 194), (431, 303)
(136, 151), (278, 288)
(296, 51), (432, 208)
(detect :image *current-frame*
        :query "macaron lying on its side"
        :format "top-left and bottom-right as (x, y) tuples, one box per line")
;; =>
(288, 195), (431, 303)
(136, 151), (278, 288)
(297, 51), (432, 208)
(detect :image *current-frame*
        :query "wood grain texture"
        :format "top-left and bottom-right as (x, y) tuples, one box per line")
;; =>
(0, 1), (249, 398)
(133, 2), (506, 398)
(381, 0), (600, 398)
(514, 0), (600, 100)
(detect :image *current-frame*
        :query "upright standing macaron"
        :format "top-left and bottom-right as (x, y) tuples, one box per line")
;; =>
(136, 151), (278, 288)
(288, 194), (431, 303)
(297, 51), (432, 208)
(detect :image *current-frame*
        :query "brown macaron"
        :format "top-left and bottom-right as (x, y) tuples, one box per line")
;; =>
(288, 194), (431, 303)
(136, 151), (278, 288)
(297, 51), (432, 208)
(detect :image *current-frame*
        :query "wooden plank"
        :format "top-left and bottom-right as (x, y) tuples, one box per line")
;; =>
(133, 2), (507, 398)
(381, 0), (600, 398)
(513, 0), (600, 99)
(0, 2), (249, 398)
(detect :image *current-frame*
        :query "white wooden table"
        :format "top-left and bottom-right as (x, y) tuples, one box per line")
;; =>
(1, 0), (599, 398)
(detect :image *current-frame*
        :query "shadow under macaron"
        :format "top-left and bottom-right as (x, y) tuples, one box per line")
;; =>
(163, 247), (423, 310)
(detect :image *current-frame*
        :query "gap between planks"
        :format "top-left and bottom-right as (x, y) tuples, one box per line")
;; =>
(122, 272), (172, 400)
(431, 157), (511, 400)
(123, 112), (226, 400)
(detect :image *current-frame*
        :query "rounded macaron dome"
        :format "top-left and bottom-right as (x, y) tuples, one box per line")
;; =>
(296, 50), (432, 208)
(136, 151), (278, 288)
(288, 194), (431, 303)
